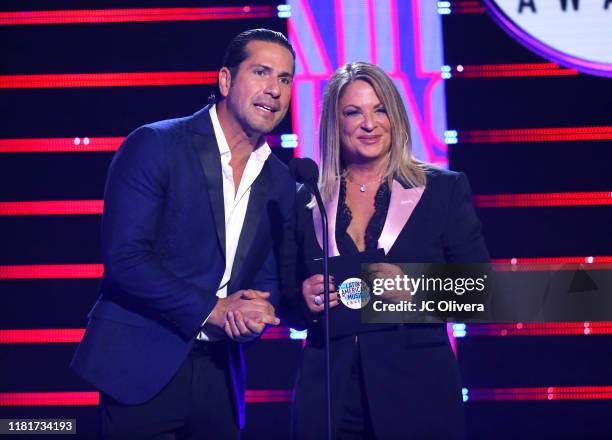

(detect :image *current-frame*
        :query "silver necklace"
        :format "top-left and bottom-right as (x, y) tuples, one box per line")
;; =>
(346, 174), (383, 193)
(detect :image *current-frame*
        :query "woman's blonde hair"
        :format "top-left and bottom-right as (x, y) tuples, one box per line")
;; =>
(317, 62), (427, 203)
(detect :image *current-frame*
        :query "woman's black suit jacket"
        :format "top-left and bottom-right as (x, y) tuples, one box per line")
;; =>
(290, 168), (489, 440)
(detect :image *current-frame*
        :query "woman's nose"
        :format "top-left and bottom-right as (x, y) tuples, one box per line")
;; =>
(361, 113), (376, 131)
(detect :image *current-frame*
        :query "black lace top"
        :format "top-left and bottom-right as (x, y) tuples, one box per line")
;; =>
(335, 175), (391, 255)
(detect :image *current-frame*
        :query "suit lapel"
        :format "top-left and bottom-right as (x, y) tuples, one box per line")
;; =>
(313, 179), (341, 257)
(229, 160), (271, 287)
(378, 180), (424, 254)
(192, 108), (226, 257)
(312, 178), (425, 256)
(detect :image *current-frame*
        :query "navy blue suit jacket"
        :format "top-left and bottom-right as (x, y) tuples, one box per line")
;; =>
(290, 168), (489, 439)
(71, 106), (295, 428)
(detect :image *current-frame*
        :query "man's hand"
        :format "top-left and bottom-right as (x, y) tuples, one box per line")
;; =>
(302, 274), (338, 314)
(207, 289), (279, 342)
(224, 309), (267, 343)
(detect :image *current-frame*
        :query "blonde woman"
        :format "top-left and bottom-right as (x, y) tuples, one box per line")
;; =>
(290, 62), (488, 439)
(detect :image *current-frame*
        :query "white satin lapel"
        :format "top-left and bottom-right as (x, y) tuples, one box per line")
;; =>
(378, 180), (425, 255)
(313, 180), (341, 257)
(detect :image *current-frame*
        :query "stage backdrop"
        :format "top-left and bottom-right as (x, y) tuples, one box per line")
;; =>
(1, 0), (611, 439)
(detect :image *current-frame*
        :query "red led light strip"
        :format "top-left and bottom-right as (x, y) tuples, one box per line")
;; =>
(455, 70), (577, 78)
(0, 137), (123, 153)
(451, 1), (485, 14)
(0, 201), (103, 215)
(4, 322), (612, 344)
(462, 63), (561, 71)
(0, 7), (276, 25)
(492, 256), (612, 265)
(4, 191), (605, 216)
(0, 135), (283, 153)
(0, 264), (103, 279)
(2, 258), (611, 280)
(473, 191), (612, 207)
(453, 63), (577, 78)
(246, 389), (292, 403)
(0, 390), (291, 406)
(493, 263), (612, 272)
(0, 329), (85, 343)
(491, 256), (612, 272)
(464, 322), (612, 337)
(0, 327), (294, 343)
(0, 392), (99, 406)
(0, 256), (612, 278)
(468, 386), (612, 401)
(4, 388), (611, 405)
(452, 8), (485, 14)
(0, 72), (217, 88)
(459, 126), (612, 143)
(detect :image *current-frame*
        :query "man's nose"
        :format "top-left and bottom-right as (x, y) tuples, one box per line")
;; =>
(264, 79), (281, 98)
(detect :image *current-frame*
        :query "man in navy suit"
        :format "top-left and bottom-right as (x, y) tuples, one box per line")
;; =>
(71, 29), (296, 439)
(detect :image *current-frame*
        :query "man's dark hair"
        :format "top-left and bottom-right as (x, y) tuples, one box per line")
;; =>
(222, 28), (296, 78)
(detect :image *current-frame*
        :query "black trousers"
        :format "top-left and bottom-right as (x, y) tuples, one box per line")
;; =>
(336, 341), (376, 440)
(100, 341), (239, 440)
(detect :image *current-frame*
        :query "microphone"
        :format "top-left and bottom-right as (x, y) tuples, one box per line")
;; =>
(289, 157), (319, 187)
(289, 157), (332, 440)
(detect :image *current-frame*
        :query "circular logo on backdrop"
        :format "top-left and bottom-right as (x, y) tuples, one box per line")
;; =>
(484, 0), (612, 77)
(338, 277), (370, 309)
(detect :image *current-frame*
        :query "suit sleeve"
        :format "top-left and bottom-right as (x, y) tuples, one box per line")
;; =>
(443, 172), (490, 263)
(278, 185), (314, 330)
(101, 126), (217, 339)
(251, 250), (281, 305)
(253, 182), (297, 310)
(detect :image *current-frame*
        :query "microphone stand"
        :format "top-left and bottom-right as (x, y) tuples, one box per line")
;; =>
(308, 184), (332, 440)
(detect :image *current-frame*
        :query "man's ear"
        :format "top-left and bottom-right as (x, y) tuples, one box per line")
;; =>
(218, 67), (232, 98)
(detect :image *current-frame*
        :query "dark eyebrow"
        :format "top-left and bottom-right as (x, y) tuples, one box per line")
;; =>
(252, 64), (293, 79)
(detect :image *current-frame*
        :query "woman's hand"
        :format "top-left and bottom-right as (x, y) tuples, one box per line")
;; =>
(302, 274), (339, 313)
(367, 263), (412, 304)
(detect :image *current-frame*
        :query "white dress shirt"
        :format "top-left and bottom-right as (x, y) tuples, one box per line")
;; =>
(197, 104), (271, 341)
